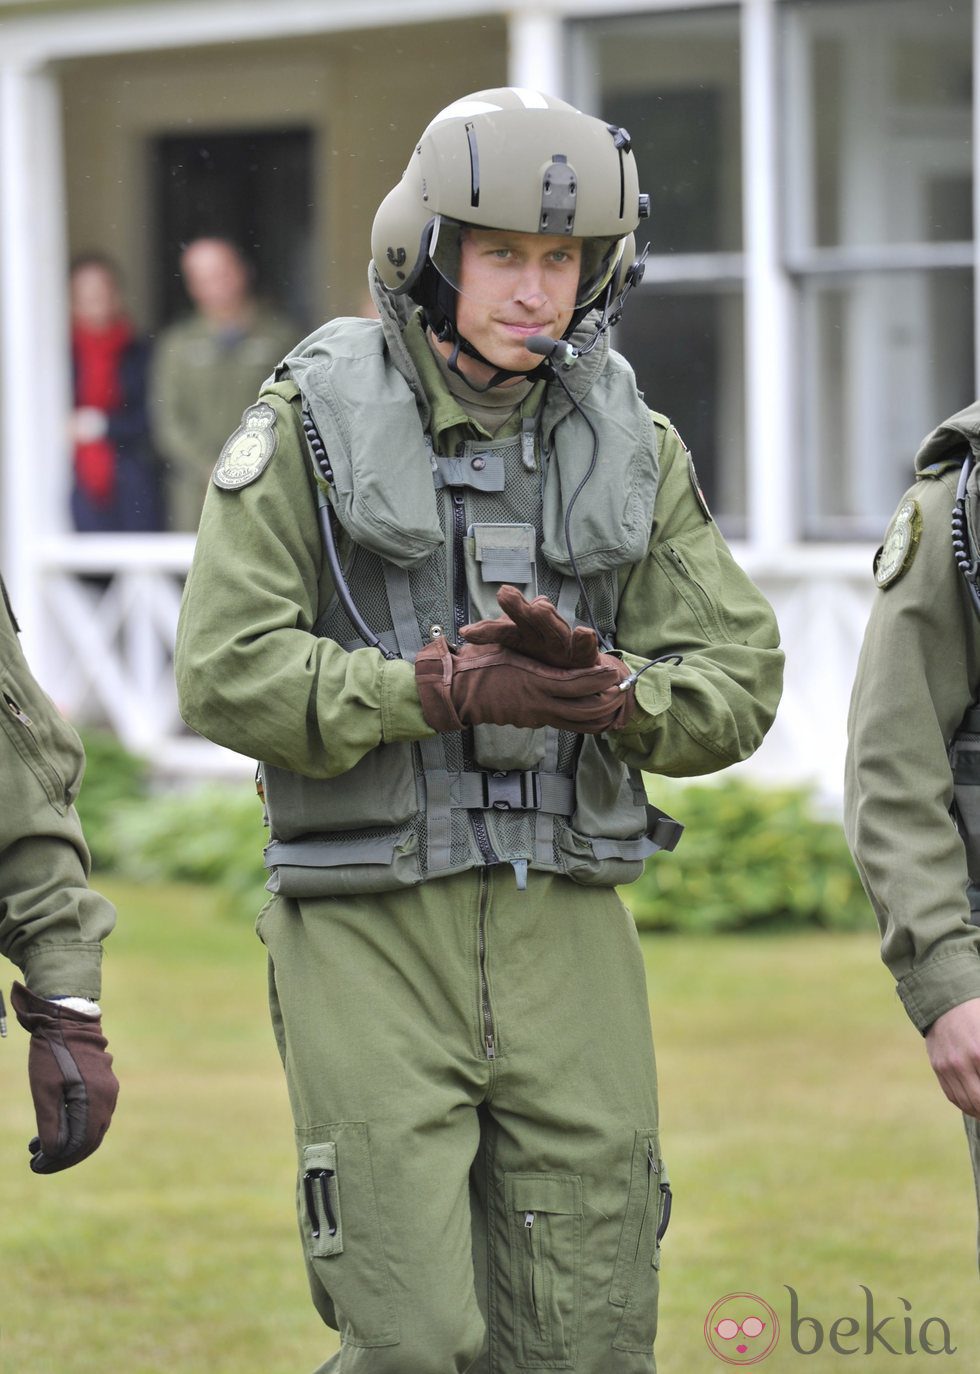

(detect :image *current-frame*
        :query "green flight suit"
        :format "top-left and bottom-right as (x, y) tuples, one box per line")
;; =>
(174, 283), (783, 1371)
(0, 576), (114, 998)
(844, 400), (980, 1269)
(150, 304), (297, 531)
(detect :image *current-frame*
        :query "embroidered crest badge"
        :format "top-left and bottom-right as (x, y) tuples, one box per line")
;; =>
(212, 402), (278, 490)
(874, 498), (922, 588)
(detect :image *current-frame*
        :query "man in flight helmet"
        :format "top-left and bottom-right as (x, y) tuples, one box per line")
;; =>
(175, 88), (783, 1372)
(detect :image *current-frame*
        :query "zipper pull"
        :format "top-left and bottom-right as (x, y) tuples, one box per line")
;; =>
(4, 693), (32, 726)
(0, 988), (7, 1037)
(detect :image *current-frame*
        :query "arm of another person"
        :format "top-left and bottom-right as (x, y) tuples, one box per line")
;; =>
(174, 383), (433, 777)
(608, 421), (784, 777)
(844, 471), (980, 1117)
(0, 580), (114, 999)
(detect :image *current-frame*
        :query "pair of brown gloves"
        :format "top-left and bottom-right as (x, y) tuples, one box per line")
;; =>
(415, 584), (636, 735)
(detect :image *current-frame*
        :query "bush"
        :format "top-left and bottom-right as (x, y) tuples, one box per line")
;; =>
(75, 729), (151, 870)
(624, 778), (872, 933)
(109, 783), (268, 915)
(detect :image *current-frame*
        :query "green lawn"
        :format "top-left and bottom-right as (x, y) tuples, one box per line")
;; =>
(1, 880), (977, 1373)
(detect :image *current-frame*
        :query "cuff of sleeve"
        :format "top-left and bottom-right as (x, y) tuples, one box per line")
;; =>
(897, 949), (980, 1033)
(613, 651), (673, 737)
(379, 658), (438, 743)
(20, 943), (104, 1001)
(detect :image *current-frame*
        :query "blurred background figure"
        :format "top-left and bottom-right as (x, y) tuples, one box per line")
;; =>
(69, 254), (163, 533)
(150, 237), (297, 531)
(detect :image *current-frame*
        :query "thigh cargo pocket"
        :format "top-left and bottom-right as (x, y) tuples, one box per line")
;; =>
(609, 1131), (671, 1353)
(297, 1124), (399, 1349)
(506, 1172), (582, 1369)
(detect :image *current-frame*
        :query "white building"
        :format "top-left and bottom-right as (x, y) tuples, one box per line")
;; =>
(0, 0), (974, 795)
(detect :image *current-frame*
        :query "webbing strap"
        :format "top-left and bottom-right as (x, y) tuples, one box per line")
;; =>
(535, 576), (582, 864)
(380, 561), (453, 871)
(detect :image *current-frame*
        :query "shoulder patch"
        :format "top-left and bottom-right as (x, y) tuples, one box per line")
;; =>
(874, 498), (922, 588)
(212, 402), (279, 490)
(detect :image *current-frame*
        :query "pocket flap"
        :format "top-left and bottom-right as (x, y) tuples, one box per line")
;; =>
(507, 1172), (582, 1215)
(302, 1141), (338, 1172)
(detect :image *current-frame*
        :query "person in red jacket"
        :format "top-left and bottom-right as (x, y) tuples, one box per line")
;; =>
(69, 254), (163, 532)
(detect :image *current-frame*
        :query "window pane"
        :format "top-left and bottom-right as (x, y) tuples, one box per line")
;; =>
(613, 287), (746, 535)
(784, 0), (972, 249)
(572, 9), (742, 254)
(800, 269), (974, 539)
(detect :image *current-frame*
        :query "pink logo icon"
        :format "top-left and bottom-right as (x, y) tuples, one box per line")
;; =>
(705, 1293), (780, 1365)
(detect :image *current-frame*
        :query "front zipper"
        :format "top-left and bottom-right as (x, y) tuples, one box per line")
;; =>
(477, 869), (496, 1059)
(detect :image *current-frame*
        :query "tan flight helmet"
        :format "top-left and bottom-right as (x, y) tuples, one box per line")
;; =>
(371, 87), (650, 343)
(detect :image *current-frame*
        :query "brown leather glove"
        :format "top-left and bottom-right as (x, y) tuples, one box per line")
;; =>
(460, 584), (600, 668)
(415, 636), (636, 734)
(10, 981), (119, 1174)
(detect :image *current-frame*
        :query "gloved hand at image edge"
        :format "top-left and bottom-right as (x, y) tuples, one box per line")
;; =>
(10, 981), (119, 1174)
(414, 634), (636, 735)
(460, 584), (601, 669)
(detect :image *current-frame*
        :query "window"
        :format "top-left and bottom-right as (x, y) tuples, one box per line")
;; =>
(782, 0), (974, 538)
(570, 7), (746, 534)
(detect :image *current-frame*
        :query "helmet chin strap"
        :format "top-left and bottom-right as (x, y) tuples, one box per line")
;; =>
(443, 331), (549, 394)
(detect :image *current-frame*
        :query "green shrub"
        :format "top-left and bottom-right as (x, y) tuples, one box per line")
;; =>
(75, 728), (151, 869)
(624, 778), (872, 932)
(109, 783), (268, 915)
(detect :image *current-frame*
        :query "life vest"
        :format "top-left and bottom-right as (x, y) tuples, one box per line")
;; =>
(259, 316), (676, 897)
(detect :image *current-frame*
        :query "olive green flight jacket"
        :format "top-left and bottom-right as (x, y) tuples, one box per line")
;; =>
(845, 401), (980, 1032)
(0, 578), (113, 997)
(175, 303), (783, 807)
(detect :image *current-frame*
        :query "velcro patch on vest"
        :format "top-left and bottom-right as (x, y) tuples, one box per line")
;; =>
(874, 498), (922, 588)
(212, 402), (278, 490)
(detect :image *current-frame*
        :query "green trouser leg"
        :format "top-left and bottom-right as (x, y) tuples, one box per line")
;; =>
(258, 867), (663, 1373)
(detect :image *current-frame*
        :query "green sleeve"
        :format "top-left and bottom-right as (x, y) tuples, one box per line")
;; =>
(174, 385), (434, 778)
(608, 422), (784, 776)
(844, 472), (980, 1032)
(0, 582), (113, 998)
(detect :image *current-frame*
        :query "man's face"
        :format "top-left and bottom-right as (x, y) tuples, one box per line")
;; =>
(180, 240), (252, 320)
(452, 228), (582, 382)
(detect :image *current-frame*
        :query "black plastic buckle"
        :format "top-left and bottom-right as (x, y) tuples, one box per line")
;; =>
(481, 770), (541, 811)
(646, 804), (684, 853)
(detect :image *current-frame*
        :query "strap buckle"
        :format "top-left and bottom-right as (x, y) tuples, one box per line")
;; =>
(480, 770), (541, 811)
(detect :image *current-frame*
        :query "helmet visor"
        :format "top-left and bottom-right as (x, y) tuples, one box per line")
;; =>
(429, 216), (623, 311)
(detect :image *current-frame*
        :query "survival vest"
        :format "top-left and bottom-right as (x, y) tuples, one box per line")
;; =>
(258, 316), (678, 898)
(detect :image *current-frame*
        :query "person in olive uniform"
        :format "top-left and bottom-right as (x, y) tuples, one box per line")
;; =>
(0, 576), (118, 1173)
(150, 237), (297, 531)
(175, 89), (784, 1373)
(846, 400), (980, 1271)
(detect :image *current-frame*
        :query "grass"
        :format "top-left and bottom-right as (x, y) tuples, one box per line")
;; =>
(1, 879), (978, 1373)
